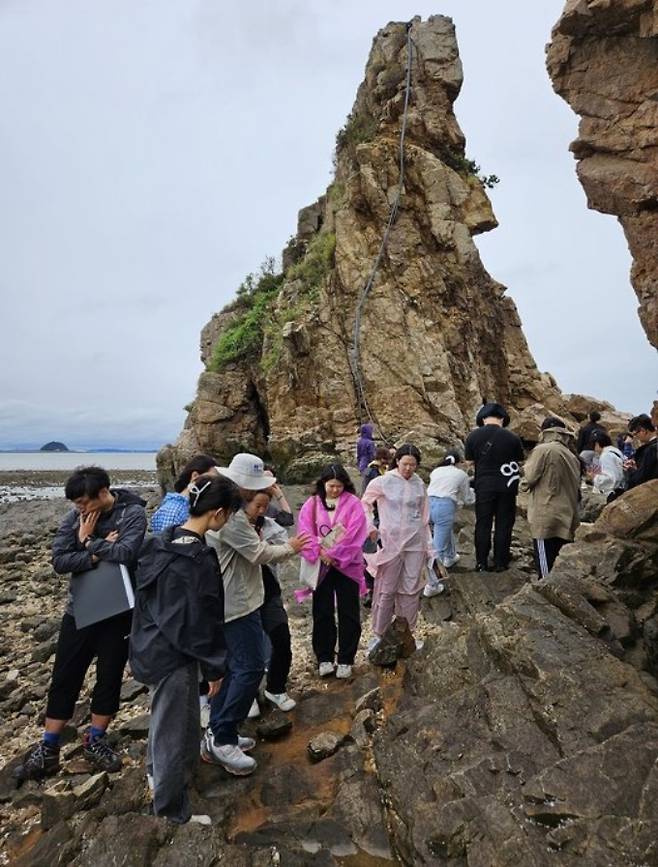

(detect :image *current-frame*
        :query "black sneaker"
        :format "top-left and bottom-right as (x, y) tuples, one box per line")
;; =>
(14, 741), (60, 783)
(82, 730), (122, 773)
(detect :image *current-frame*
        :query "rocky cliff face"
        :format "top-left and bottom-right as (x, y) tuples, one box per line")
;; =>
(161, 15), (578, 483)
(547, 0), (658, 349)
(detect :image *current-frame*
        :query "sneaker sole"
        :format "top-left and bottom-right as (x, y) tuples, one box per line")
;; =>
(200, 745), (256, 776)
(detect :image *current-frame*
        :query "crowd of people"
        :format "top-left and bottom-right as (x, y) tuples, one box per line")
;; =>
(13, 403), (658, 825)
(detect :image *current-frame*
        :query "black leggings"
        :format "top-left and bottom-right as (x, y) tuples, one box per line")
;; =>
(266, 622), (292, 694)
(312, 567), (361, 665)
(260, 589), (292, 695)
(46, 610), (132, 720)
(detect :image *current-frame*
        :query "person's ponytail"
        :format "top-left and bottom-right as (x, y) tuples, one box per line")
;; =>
(188, 474), (241, 516)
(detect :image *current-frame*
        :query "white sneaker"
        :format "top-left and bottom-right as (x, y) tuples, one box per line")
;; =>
(318, 662), (335, 677)
(335, 664), (352, 679)
(203, 727), (254, 754)
(415, 639), (424, 652)
(190, 814), (212, 825)
(202, 739), (256, 776)
(423, 582), (445, 598)
(264, 690), (296, 711)
(443, 554), (460, 568)
(247, 698), (260, 719)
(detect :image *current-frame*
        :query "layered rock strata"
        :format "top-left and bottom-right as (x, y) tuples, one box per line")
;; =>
(161, 15), (578, 483)
(547, 0), (658, 348)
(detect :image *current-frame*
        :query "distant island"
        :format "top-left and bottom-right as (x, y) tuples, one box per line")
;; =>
(40, 441), (70, 452)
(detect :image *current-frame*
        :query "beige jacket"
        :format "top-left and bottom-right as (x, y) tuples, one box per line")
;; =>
(206, 510), (293, 623)
(520, 428), (581, 541)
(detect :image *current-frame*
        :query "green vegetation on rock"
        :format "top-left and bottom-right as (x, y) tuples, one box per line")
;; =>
(439, 146), (500, 189)
(286, 231), (336, 300)
(209, 262), (284, 371)
(261, 231), (336, 374)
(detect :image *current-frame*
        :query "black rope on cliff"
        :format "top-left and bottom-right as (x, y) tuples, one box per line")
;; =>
(348, 22), (415, 446)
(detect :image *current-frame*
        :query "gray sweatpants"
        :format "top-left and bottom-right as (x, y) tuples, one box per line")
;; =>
(146, 662), (200, 824)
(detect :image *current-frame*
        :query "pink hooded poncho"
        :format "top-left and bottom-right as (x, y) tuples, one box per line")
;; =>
(361, 469), (433, 579)
(296, 491), (368, 600)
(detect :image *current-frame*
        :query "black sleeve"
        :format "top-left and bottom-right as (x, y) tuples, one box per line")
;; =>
(272, 508), (294, 528)
(52, 510), (94, 575)
(464, 431), (476, 462)
(514, 435), (525, 462)
(629, 444), (658, 488)
(86, 506), (148, 565)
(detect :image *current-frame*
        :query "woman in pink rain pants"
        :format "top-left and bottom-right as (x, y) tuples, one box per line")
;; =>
(362, 444), (432, 650)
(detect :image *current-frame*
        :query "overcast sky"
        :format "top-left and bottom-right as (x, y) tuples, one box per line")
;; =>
(1, 1), (655, 450)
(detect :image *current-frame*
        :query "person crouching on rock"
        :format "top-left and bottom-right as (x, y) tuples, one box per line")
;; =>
(15, 466), (147, 784)
(130, 475), (240, 824)
(203, 454), (309, 776)
(520, 418), (581, 578)
(243, 489), (297, 713)
(298, 464), (368, 679)
(362, 445), (431, 654)
(426, 449), (474, 572)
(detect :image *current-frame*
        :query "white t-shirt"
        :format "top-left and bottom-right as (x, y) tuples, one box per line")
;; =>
(427, 465), (475, 505)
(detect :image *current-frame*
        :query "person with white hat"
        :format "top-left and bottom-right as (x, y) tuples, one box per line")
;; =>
(201, 454), (309, 776)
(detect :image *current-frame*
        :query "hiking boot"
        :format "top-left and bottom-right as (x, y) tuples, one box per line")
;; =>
(201, 735), (256, 776)
(318, 662), (335, 678)
(264, 690), (296, 711)
(82, 730), (122, 773)
(335, 664), (352, 679)
(14, 741), (60, 783)
(247, 698), (260, 719)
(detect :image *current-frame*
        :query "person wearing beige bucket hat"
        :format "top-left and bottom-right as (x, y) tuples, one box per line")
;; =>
(216, 454), (275, 491)
(203, 453), (310, 776)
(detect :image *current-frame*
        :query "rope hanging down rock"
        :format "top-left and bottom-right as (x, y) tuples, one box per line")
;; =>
(348, 23), (415, 443)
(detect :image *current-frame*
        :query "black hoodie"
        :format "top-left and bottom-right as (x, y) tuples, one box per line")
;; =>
(129, 526), (226, 685)
(52, 488), (147, 616)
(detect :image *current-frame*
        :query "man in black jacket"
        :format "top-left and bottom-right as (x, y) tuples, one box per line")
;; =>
(15, 466), (147, 783)
(465, 402), (524, 572)
(626, 414), (658, 489)
(576, 410), (606, 466)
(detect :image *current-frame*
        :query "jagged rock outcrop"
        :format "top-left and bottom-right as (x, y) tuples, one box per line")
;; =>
(547, 0), (658, 348)
(160, 15), (583, 483)
(374, 481), (658, 865)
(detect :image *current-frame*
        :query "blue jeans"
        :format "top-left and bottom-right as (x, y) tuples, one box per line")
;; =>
(429, 496), (457, 565)
(209, 610), (266, 745)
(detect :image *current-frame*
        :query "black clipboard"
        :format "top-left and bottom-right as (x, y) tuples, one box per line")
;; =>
(71, 560), (135, 629)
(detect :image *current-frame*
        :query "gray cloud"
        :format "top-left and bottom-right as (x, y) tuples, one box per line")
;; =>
(1, 0), (655, 450)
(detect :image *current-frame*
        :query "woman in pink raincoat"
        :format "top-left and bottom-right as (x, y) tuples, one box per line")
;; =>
(298, 464), (368, 680)
(362, 444), (432, 651)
